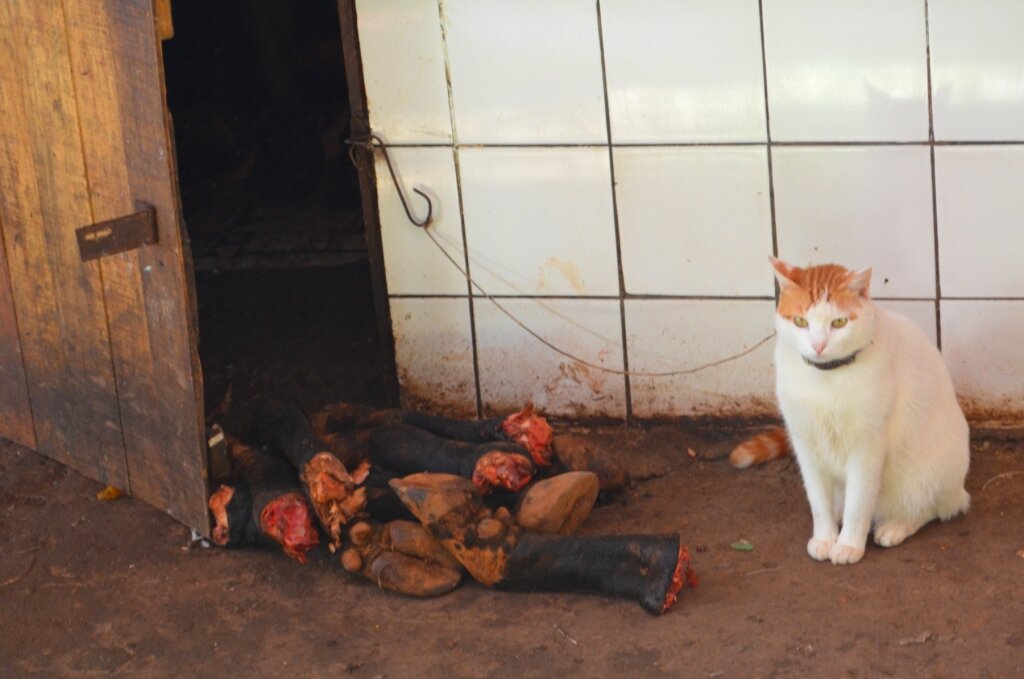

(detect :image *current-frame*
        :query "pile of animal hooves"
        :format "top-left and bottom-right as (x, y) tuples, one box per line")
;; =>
(207, 400), (698, 614)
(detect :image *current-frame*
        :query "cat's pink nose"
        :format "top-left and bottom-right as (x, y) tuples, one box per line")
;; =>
(813, 341), (827, 356)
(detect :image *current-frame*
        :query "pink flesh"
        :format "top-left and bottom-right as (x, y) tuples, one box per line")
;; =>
(302, 453), (369, 549)
(472, 452), (533, 494)
(208, 485), (234, 546)
(500, 405), (554, 467)
(259, 492), (320, 564)
(661, 545), (698, 614)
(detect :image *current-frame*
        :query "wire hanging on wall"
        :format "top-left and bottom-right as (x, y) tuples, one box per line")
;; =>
(346, 135), (776, 378)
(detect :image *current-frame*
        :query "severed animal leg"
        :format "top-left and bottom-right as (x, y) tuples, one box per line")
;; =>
(389, 473), (697, 614)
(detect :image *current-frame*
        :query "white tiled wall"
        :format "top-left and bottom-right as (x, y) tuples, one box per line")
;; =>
(625, 299), (777, 418)
(375, 147), (465, 295)
(357, 0), (451, 143)
(458, 147), (619, 296)
(442, 0), (607, 144)
(474, 298), (626, 418)
(772, 146), (935, 298)
(615, 146), (773, 296)
(389, 298), (477, 417)
(929, 0), (1024, 141)
(601, 0), (767, 143)
(934, 146), (1024, 298)
(357, 0), (1024, 422)
(762, 0), (930, 142)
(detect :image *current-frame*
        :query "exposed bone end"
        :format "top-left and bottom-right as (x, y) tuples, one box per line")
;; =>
(501, 404), (554, 466)
(340, 548), (364, 573)
(208, 485), (235, 546)
(302, 452), (370, 550)
(336, 486), (367, 523)
(325, 487), (369, 549)
(471, 452), (534, 494)
(258, 492), (320, 564)
(661, 545), (698, 614)
(303, 452), (355, 501)
(351, 459), (372, 485)
(349, 521), (374, 546)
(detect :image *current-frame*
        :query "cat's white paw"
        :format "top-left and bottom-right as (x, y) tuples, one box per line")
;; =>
(873, 520), (918, 548)
(828, 541), (865, 565)
(807, 536), (836, 561)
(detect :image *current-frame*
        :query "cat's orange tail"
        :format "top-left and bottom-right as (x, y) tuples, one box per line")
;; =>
(729, 427), (791, 468)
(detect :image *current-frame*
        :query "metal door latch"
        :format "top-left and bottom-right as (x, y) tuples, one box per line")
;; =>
(76, 202), (158, 262)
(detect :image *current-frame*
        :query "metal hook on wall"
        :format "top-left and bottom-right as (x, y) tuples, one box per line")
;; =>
(346, 133), (433, 228)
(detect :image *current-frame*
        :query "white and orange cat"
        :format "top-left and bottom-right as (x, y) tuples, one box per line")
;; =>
(731, 257), (970, 565)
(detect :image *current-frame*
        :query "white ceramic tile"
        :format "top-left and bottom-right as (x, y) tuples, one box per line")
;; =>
(357, 0), (452, 143)
(940, 300), (1024, 419)
(763, 0), (929, 141)
(459, 147), (619, 296)
(390, 297), (477, 417)
(474, 298), (626, 418)
(773, 146), (935, 298)
(930, 0), (1024, 141)
(615, 147), (773, 296)
(601, 0), (766, 143)
(625, 300), (776, 418)
(935, 146), (1024, 297)
(442, 0), (607, 143)
(376, 147), (467, 295)
(876, 300), (937, 346)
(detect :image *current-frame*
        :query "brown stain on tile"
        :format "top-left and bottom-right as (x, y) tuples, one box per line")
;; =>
(540, 257), (585, 294)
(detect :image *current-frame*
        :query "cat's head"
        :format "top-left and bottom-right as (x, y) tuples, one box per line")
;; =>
(770, 257), (875, 364)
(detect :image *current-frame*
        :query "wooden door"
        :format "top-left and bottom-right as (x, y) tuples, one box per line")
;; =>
(0, 0), (208, 531)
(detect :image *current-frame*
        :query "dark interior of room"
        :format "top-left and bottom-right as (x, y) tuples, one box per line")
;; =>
(162, 0), (385, 432)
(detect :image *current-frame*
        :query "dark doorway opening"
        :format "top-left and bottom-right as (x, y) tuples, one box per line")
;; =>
(162, 0), (385, 432)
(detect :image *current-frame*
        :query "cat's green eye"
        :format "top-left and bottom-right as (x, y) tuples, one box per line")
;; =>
(793, 316), (809, 328)
(832, 318), (848, 328)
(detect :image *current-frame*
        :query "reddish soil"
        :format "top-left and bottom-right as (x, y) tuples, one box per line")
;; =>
(2, 427), (1022, 677)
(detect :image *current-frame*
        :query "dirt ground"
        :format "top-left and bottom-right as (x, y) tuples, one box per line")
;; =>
(2, 266), (1023, 677)
(2, 427), (1022, 677)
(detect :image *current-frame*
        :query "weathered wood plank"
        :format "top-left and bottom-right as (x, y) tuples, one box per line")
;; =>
(64, 0), (208, 530)
(0, 213), (35, 449)
(154, 0), (173, 40)
(0, 1), (128, 487)
(337, 0), (400, 406)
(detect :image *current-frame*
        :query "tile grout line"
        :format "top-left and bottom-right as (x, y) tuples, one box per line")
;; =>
(595, 0), (633, 425)
(371, 140), (1024, 150)
(388, 293), (993, 302)
(758, 0), (780, 306)
(436, 0), (483, 418)
(924, 0), (943, 350)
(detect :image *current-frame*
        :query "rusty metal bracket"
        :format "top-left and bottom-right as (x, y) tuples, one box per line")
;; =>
(76, 202), (158, 262)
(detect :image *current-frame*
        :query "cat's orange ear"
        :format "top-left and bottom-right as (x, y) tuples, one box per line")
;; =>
(769, 256), (801, 291)
(846, 267), (872, 299)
